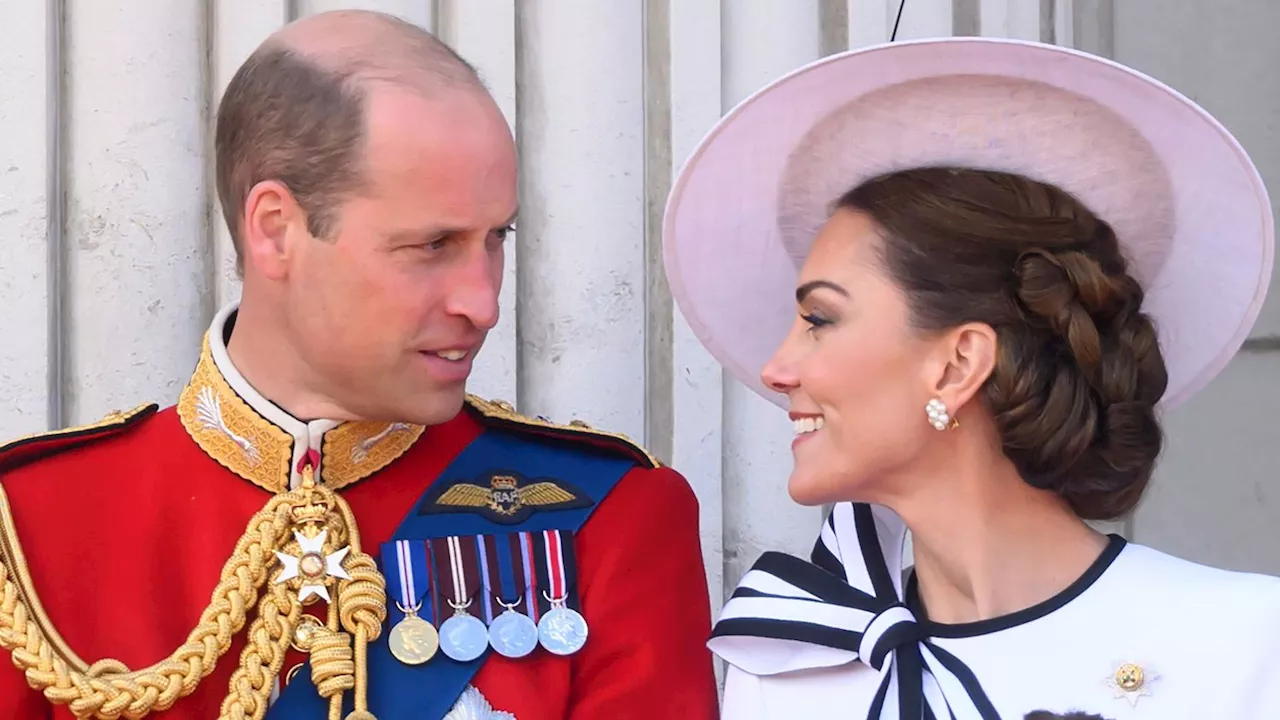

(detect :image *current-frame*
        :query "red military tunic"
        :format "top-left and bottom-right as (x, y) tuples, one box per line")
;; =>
(0, 308), (719, 719)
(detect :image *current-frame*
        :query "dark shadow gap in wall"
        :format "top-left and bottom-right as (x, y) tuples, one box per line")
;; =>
(952, 0), (980, 36)
(47, 0), (67, 430)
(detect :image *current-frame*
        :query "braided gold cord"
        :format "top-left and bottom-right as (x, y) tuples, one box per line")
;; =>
(0, 474), (387, 720)
(218, 582), (301, 720)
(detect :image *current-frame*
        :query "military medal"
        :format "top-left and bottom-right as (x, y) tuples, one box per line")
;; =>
(435, 536), (489, 662)
(389, 600), (438, 665)
(538, 595), (589, 656)
(488, 596), (538, 659)
(532, 529), (589, 656)
(381, 539), (440, 665)
(471, 533), (539, 659)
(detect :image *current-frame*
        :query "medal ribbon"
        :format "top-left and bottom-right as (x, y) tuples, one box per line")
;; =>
(379, 540), (433, 625)
(543, 529), (567, 603)
(431, 536), (482, 619)
(518, 531), (542, 621)
(493, 534), (524, 613)
(532, 529), (581, 614)
(447, 536), (470, 611)
(473, 535), (496, 623)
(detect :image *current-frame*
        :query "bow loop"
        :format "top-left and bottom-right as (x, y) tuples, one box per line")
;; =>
(708, 502), (1001, 720)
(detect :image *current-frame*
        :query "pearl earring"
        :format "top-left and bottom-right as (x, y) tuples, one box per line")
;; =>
(925, 397), (957, 431)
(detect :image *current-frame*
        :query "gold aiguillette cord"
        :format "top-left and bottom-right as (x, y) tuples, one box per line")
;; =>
(0, 465), (386, 720)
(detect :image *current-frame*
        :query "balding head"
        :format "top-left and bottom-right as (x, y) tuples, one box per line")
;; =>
(266, 10), (481, 91)
(215, 10), (489, 271)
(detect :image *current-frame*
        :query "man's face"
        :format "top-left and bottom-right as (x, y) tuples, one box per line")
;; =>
(284, 85), (518, 425)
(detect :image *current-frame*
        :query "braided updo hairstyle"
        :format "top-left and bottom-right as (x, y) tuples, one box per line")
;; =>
(838, 167), (1168, 521)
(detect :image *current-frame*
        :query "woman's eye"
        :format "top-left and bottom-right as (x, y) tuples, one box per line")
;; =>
(800, 312), (832, 332)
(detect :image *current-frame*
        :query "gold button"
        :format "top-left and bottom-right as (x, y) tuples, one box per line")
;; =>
(1114, 663), (1144, 692)
(291, 614), (323, 653)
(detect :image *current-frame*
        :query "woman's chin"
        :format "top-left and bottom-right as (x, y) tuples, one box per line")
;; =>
(787, 465), (877, 507)
(786, 474), (842, 507)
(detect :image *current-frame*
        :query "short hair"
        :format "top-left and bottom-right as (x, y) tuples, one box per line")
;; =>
(214, 14), (482, 272)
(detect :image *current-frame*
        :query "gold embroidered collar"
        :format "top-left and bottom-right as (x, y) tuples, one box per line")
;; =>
(177, 305), (424, 493)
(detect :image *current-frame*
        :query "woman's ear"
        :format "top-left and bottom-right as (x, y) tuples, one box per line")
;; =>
(924, 322), (998, 413)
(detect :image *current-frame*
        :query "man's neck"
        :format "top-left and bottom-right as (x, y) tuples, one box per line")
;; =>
(222, 302), (351, 422)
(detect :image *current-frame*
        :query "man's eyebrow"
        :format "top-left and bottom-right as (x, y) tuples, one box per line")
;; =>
(795, 280), (849, 303)
(388, 208), (520, 243)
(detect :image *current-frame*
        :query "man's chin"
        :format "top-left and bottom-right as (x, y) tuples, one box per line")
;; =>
(398, 386), (468, 426)
(341, 386), (467, 426)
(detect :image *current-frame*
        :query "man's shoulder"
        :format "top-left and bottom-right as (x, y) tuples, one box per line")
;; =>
(462, 394), (663, 470)
(0, 402), (172, 483)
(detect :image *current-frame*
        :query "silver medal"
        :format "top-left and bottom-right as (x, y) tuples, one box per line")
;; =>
(488, 605), (539, 658)
(537, 604), (589, 656)
(439, 603), (489, 662)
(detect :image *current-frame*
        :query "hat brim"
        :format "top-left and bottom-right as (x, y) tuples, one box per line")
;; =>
(663, 37), (1273, 411)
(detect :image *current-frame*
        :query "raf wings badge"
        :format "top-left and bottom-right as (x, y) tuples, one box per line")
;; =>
(417, 471), (593, 525)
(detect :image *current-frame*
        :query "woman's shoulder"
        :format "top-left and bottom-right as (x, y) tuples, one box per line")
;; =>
(1109, 541), (1280, 656)
(1116, 540), (1280, 607)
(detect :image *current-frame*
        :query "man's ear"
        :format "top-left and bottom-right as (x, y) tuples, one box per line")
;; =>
(922, 322), (998, 416)
(240, 179), (303, 281)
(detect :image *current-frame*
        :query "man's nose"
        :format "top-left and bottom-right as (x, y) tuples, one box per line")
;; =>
(445, 249), (501, 330)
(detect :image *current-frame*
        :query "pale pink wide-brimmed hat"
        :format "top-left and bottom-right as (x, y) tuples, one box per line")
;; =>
(663, 36), (1273, 411)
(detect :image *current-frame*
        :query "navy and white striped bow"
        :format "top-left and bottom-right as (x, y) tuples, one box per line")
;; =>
(708, 502), (1000, 720)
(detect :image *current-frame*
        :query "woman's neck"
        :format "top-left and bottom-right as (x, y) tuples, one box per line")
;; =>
(884, 432), (1111, 625)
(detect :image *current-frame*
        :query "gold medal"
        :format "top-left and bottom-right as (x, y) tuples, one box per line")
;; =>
(389, 600), (439, 665)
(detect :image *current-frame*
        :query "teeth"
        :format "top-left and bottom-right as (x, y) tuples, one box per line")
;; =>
(792, 416), (825, 435)
(434, 350), (467, 361)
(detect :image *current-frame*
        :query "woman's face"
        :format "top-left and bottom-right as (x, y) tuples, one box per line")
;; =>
(760, 208), (944, 506)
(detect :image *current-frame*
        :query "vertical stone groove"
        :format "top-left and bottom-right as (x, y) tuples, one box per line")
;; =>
(643, 0), (674, 463)
(46, 0), (66, 430)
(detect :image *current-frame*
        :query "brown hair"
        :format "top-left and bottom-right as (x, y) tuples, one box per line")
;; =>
(838, 167), (1168, 521)
(214, 13), (481, 272)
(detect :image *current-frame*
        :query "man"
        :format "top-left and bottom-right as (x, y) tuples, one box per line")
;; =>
(0, 10), (719, 719)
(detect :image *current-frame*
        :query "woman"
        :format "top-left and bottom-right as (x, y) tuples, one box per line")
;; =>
(663, 37), (1280, 719)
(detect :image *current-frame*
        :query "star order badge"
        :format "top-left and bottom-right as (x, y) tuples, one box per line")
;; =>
(1104, 660), (1159, 708)
(417, 471), (593, 524)
(274, 528), (352, 603)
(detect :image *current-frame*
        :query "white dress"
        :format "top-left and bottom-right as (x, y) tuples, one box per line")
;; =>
(711, 503), (1280, 719)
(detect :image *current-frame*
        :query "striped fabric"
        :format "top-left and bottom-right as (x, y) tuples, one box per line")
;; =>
(709, 502), (1000, 720)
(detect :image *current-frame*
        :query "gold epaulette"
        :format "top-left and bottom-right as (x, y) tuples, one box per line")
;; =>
(463, 394), (662, 469)
(0, 403), (158, 474)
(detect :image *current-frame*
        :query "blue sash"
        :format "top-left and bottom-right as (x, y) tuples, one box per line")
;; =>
(267, 427), (636, 719)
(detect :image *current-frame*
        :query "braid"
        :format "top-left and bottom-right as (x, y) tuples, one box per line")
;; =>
(990, 219), (1168, 519)
(841, 166), (1170, 520)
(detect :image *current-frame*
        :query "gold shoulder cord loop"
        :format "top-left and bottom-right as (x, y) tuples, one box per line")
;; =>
(0, 464), (386, 720)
